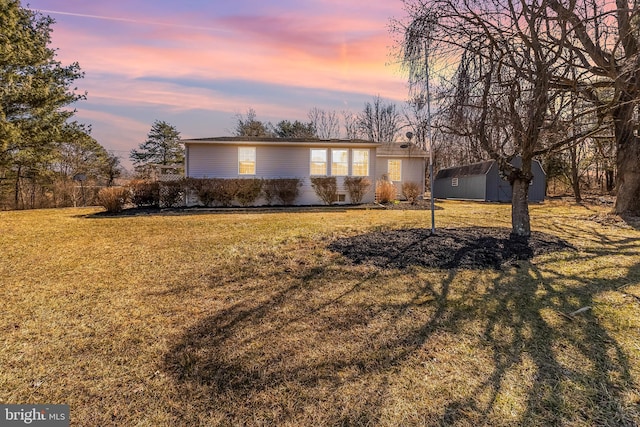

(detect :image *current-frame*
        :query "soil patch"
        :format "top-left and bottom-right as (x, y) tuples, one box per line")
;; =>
(329, 227), (574, 270)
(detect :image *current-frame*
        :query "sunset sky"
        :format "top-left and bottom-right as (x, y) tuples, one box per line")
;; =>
(26, 1), (411, 169)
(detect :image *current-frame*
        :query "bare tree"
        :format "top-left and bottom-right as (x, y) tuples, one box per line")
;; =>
(546, 0), (640, 215)
(594, 134), (616, 193)
(403, 96), (430, 150)
(358, 96), (403, 142)
(308, 108), (340, 139)
(395, 0), (603, 237)
(342, 110), (360, 139)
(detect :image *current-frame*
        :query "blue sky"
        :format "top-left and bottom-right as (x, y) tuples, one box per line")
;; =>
(26, 0), (410, 168)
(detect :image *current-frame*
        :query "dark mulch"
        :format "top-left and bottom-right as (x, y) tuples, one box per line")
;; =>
(329, 227), (574, 270)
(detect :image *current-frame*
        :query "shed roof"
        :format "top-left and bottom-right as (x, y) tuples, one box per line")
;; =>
(435, 160), (494, 179)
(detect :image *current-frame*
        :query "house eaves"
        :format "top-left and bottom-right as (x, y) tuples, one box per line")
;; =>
(376, 143), (429, 158)
(183, 137), (380, 149)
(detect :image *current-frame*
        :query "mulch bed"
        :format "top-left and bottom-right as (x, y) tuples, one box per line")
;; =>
(329, 227), (574, 270)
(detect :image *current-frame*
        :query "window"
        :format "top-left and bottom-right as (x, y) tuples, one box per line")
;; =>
(352, 149), (369, 176)
(388, 159), (402, 181)
(452, 177), (459, 187)
(238, 147), (256, 175)
(332, 149), (348, 176)
(310, 149), (327, 175)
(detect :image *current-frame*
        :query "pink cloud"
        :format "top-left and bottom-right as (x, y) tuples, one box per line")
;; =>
(52, 19), (403, 94)
(29, 1), (414, 168)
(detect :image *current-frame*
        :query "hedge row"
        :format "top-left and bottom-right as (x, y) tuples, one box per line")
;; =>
(96, 178), (305, 212)
(97, 177), (378, 212)
(190, 178), (301, 207)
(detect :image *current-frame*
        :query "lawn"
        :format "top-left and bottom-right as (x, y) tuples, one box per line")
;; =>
(1, 200), (639, 426)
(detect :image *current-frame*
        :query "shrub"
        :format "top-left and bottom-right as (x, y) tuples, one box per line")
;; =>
(129, 180), (160, 207)
(235, 179), (263, 206)
(344, 176), (371, 204)
(402, 181), (421, 204)
(159, 181), (185, 208)
(191, 179), (214, 207)
(190, 178), (238, 207)
(264, 178), (301, 205)
(276, 178), (302, 206)
(376, 179), (396, 203)
(211, 179), (238, 207)
(310, 177), (337, 205)
(262, 179), (277, 206)
(97, 187), (129, 213)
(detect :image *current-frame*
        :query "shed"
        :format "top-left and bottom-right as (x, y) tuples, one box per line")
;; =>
(433, 158), (546, 202)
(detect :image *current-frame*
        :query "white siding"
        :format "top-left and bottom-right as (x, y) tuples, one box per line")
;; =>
(186, 142), (377, 205)
(188, 144), (238, 178)
(376, 156), (425, 198)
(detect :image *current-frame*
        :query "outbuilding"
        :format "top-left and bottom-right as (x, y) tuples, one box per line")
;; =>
(433, 158), (546, 202)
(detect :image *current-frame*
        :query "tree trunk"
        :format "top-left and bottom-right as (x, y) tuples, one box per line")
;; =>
(14, 164), (21, 210)
(511, 177), (531, 237)
(613, 100), (640, 215)
(569, 145), (582, 202)
(606, 169), (615, 193)
(616, 141), (640, 213)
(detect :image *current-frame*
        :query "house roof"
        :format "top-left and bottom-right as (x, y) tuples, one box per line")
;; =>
(376, 142), (429, 158)
(182, 136), (380, 148)
(435, 160), (494, 179)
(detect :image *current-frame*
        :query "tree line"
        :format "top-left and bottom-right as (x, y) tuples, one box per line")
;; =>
(0, 1), (120, 210)
(231, 99), (405, 143)
(230, 95), (617, 205)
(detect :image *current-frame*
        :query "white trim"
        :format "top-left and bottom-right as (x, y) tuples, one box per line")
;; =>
(238, 146), (256, 175)
(387, 159), (402, 182)
(331, 149), (349, 176)
(352, 149), (370, 177)
(310, 148), (328, 176)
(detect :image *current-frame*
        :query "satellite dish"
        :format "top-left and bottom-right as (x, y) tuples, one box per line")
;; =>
(405, 131), (414, 140)
(73, 173), (87, 182)
(400, 144), (409, 149)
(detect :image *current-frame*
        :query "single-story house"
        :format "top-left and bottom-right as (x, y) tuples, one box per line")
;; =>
(433, 157), (546, 202)
(183, 137), (429, 206)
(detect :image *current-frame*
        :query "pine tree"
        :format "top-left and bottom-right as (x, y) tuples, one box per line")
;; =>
(0, 0), (85, 207)
(130, 120), (183, 176)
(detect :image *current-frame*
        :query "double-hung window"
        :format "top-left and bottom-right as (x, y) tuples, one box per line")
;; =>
(352, 149), (369, 176)
(238, 147), (256, 175)
(388, 159), (402, 181)
(332, 149), (348, 176)
(310, 149), (327, 175)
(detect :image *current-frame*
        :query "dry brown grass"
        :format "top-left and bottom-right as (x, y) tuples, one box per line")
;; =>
(1, 201), (639, 426)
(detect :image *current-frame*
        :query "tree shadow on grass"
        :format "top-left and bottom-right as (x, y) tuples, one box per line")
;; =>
(439, 260), (639, 426)
(162, 227), (638, 425)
